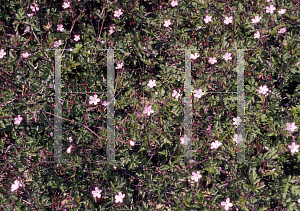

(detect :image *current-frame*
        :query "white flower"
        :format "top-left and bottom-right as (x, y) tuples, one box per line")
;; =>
(191, 171), (202, 182)
(223, 52), (232, 61)
(298, 198), (300, 204)
(66, 145), (73, 153)
(208, 57), (217, 64)
(74, 35), (80, 42)
(233, 134), (243, 143)
(27, 13), (34, 17)
(194, 88), (205, 98)
(190, 53), (200, 60)
(115, 192), (125, 203)
(89, 94), (100, 105)
(14, 115), (23, 125)
(288, 142), (299, 154)
(287, 122), (297, 132)
(254, 31), (260, 39)
(11, 180), (23, 192)
(69, 137), (73, 143)
(172, 90), (181, 100)
(62, 1), (71, 9)
(266, 5), (276, 14)
(221, 198), (233, 211)
(129, 140), (135, 146)
(204, 15), (212, 23)
(211, 140), (222, 149)
(180, 135), (190, 145)
(57, 24), (64, 32)
(115, 63), (124, 69)
(143, 105), (154, 116)
(170, 0), (178, 7)
(147, 80), (156, 88)
(92, 187), (102, 198)
(257, 85), (269, 96)
(251, 16), (262, 24)
(164, 19), (172, 27)
(0, 49), (6, 59)
(155, 92), (158, 95)
(54, 40), (62, 48)
(21, 52), (30, 58)
(114, 9), (123, 18)
(233, 117), (242, 126)
(278, 27), (286, 34)
(109, 26), (115, 34)
(278, 9), (286, 15)
(30, 3), (39, 12)
(224, 16), (233, 25)
(102, 101), (108, 106)
(267, 0), (273, 2)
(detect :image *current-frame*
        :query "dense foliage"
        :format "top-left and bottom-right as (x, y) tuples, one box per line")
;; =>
(1, 0), (300, 210)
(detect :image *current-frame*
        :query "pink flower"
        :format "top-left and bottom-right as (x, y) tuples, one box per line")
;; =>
(115, 192), (125, 203)
(89, 94), (100, 105)
(54, 40), (62, 48)
(0, 49), (6, 59)
(266, 5), (276, 14)
(69, 137), (73, 143)
(172, 90), (181, 100)
(265, 146), (269, 151)
(50, 132), (53, 137)
(191, 171), (202, 182)
(278, 27), (286, 34)
(224, 16), (233, 25)
(287, 122), (297, 132)
(62, 1), (71, 9)
(254, 31), (260, 39)
(233, 117), (242, 126)
(57, 24), (64, 32)
(170, 0), (178, 7)
(288, 142), (299, 154)
(21, 52), (31, 58)
(223, 52), (232, 61)
(164, 19), (172, 27)
(27, 13), (34, 17)
(92, 187), (102, 198)
(208, 57), (217, 64)
(109, 26), (115, 34)
(147, 80), (156, 88)
(251, 16), (262, 24)
(211, 140), (222, 149)
(115, 63), (124, 69)
(143, 105), (154, 116)
(221, 198), (233, 210)
(190, 53), (200, 60)
(278, 9), (286, 15)
(66, 145), (73, 153)
(194, 88), (205, 98)
(114, 9), (123, 18)
(14, 115), (23, 125)
(129, 140), (135, 146)
(257, 85), (269, 96)
(30, 3), (39, 12)
(180, 135), (190, 145)
(204, 15), (212, 23)
(11, 180), (23, 192)
(233, 134), (243, 143)
(74, 35), (80, 42)
(102, 101), (108, 106)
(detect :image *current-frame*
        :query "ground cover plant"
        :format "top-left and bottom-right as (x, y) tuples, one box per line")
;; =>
(1, 0), (300, 210)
